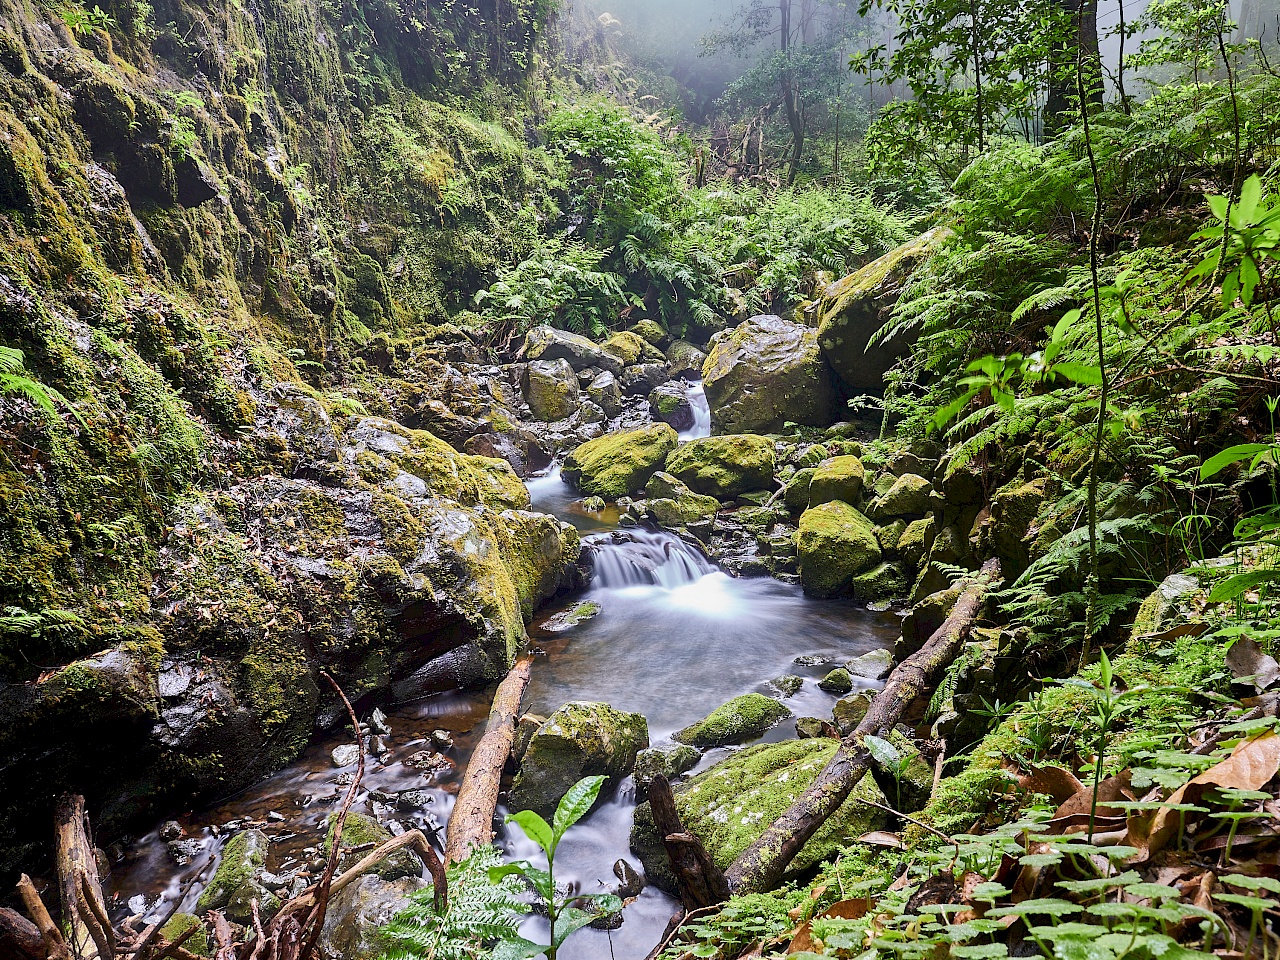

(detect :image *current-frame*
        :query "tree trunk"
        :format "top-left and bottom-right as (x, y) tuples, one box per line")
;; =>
(649, 776), (729, 910)
(54, 795), (113, 960)
(444, 656), (534, 865)
(724, 559), (1002, 894)
(1044, 0), (1103, 138)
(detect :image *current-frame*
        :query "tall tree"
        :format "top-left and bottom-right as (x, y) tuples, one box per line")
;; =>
(1044, 0), (1104, 136)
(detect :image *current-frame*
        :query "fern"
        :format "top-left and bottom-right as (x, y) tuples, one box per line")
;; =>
(379, 846), (523, 960)
(0, 346), (75, 421)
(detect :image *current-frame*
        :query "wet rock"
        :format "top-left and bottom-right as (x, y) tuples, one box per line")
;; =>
(195, 830), (280, 924)
(673, 693), (791, 748)
(586, 371), (623, 418)
(620, 362), (671, 396)
(833, 691), (875, 735)
(816, 228), (948, 395)
(523, 358), (581, 422)
(702, 315), (838, 433)
(666, 340), (707, 379)
(614, 858), (646, 898)
(648, 382), (695, 432)
(795, 716), (837, 739)
(869, 474), (934, 520)
(160, 820), (184, 842)
(769, 674), (804, 697)
(395, 790), (434, 811)
(793, 654), (830, 667)
(795, 501), (882, 597)
(510, 701), (649, 818)
(430, 730), (454, 751)
(845, 648), (892, 681)
(324, 812), (423, 882)
(332, 744), (361, 767)
(631, 739), (888, 894)
(167, 838), (203, 865)
(561, 424), (679, 498)
(818, 668), (853, 694)
(523, 325), (621, 374)
(402, 751), (456, 782)
(541, 600), (602, 633)
(603, 330), (665, 366)
(512, 713), (546, 763)
(633, 743), (701, 796)
(369, 708), (391, 736)
(849, 561), (908, 601)
(665, 435), (775, 500)
(807, 456), (865, 507)
(319, 874), (426, 960)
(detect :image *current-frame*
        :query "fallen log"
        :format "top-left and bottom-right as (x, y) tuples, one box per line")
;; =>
(0, 906), (44, 960)
(724, 558), (1001, 894)
(648, 776), (728, 910)
(54, 794), (113, 960)
(444, 655), (534, 865)
(15, 875), (70, 960)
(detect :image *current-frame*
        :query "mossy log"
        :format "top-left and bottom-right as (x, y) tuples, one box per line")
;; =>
(445, 656), (534, 865)
(724, 559), (1001, 894)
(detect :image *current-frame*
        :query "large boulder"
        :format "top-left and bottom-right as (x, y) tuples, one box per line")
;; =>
(868, 473), (934, 520)
(195, 830), (280, 923)
(702, 315), (838, 434)
(603, 330), (665, 366)
(645, 472), (719, 526)
(561, 424), (679, 498)
(523, 358), (580, 422)
(523, 325), (621, 374)
(666, 340), (707, 379)
(631, 739), (888, 893)
(319, 875), (426, 960)
(664, 435), (775, 500)
(673, 693), (791, 748)
(586, 371), (623, 418)
(795, 501), (882, 597)
(816, 228), (949, 394)
(509, 701), (649, 817)
(807, 455), (866, 507)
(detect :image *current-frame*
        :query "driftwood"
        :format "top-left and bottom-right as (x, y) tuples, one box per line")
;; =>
(0, 905), (46, 960)
(54, 794), (114, 960)
(445, 655), (534, 865)
(648, 776), (729, 910)
(15, 875), (69, 960)
(724, 558), (1002, 894)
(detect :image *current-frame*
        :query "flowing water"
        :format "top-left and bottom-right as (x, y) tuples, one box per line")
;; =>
(107, 391), (899, 959)
(677, 381), (711, 440)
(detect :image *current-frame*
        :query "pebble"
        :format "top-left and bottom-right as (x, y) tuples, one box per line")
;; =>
(167, 839), (203, 865)
(266, 811), (285, 822)
(793, 654), (830, 667)
(395, 789), (434, 811)
(402, 750), (456, 781)
(369, 735), (389, 757)
(430, 729), (454, 751)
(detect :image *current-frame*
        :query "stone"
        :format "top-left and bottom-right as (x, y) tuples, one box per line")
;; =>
(161, 915), (209, 958)
(319, 875), (426, 960)
(402, 751), (456, 781)
(897, 517), (935, 570)
(795, 716), (831, 738)
(702, 315), (839, 433)
(846, 647), (893, 680)
(194, 830), (280, 923)
(630, 319), (669, 347)
(523, 358), (581, 422)
(630, 739), (888, 893)
(603, 330), (665, 366)
(332, 743), (361, 767)
(324, 812), (423, 882)
(816, 228), (948, 394)
(795, 501), (882, 598)
(897, 587), (962, 660)
(512, 713), (546, 763)
(849, 561), (908, 601)
(666, 339), (707, 379)
(832, 690), (875, 735)
(586, 371), (623, 418)
(509, 701), (649, 817)
(541, 600), (602, 633)
(665, 435), (775, 500)
(633, 743), (701, 796)
(875, 519), (908, 557)
(561, 424), (679, 499)
(807, 456), (866, 507)
(869, 474), (934, 520)
(648, 382), (695, 431)
(523, 325), (621, 374)
(673, 693), (791, 748)
(619, 362), (670, 396)
(818, 668), (853, 694)
(769, 674), (804, 696)
(782, 467), (817, 515)
(160, 820), (184, 842)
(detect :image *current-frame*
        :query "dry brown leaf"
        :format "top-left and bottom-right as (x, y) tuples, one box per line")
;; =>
(820, 899), (870, 921)
(1138, 622), (1209, 644)
(859, 831), (905, 849)
(1053, 771), (1135, 822)
(1129, 731), (1280, 861)
(1019, 765), (1085, 805)
(786, 922), (814, 954)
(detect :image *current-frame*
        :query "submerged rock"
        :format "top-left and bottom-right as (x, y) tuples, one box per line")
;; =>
(795, 501), (882, 597)
(510, 701), (649, 817)
(665, 435), (775, 500)
(541, 600), (603, 633)
(631, 739), (888, 893)
(673, 693), (791, 748)
(702, 315), (838, 433)
(561, 424), (679, 499)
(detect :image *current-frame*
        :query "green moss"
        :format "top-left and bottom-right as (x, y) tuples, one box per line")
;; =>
(664, 435), (776, 499)
(674, 693), (791, 747)
(795, 500), (882, 597)
(160, 915), (209, 957)
(324, 812), (422, 881)
(561, 424), (679, 498)
(807, 455), (865, 507)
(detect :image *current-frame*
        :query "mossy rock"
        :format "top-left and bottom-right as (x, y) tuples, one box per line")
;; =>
(833, 690), (875, 735)
(869, 474), (934, 520)
(867, 730), (934, 814)
(673, 693), (791, 747)
(629, 319), (669, 347)
(161, 915), (209, 957)
(818, 668), (853, 694)
(666, 339), (707, 379)
(631, 739), (888, 893)
(195, 830), (280, 923)
(524, 326), (620, 373)
(603, 330), (664, 365)
(634, 743), (701, 795)
(324, 812), (422, 882)
(561, 424), (679, 499)
(783, 467), (817, 515)
(510, 701), (649, 817)
(795, 501), (882, 598)
(523, 358), (581, 422)
(898, 517), (936, 570)
(849, 561), (908, 601)
(542, 600), (602, 633)
(898, 586), (963, 659)
(807, 456), (865, 507)
(665, 435), (775, 500)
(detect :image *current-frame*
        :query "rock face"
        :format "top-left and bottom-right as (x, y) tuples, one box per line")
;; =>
(631, 739), (887, 893)
(524, 325), (621, 374)
(523, 358), (581, 421)
(664, 435), (775, 499)
(509, 701), (649, 817)
(561, 424), (679, 498)
(673, 693), (791, 747)
(795, 501), (882, 597)
(702, 315), (838, 434)
(816, 228), (949, 394)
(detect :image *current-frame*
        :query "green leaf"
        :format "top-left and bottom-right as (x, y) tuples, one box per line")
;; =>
(1207, 569), (1280, 603)
(550, 907), (602, 949)
(1238, 174), (1263, 225)
(1052, 362), (1103, 386)
(553, 775), (606, 843)
(507, 809), (555, 855)
(1200, 443), (1276, 480)
(492, 936), (548, 960)
(864, 734), (902, 770)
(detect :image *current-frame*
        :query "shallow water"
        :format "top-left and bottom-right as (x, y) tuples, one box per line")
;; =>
(108, 430), (899, 960)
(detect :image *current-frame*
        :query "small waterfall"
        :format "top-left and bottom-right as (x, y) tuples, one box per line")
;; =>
(679, 382), (712, 441)
(586, 530), (717, 588)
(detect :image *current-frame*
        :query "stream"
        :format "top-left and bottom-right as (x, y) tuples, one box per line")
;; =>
(106, 385), (900, 959)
